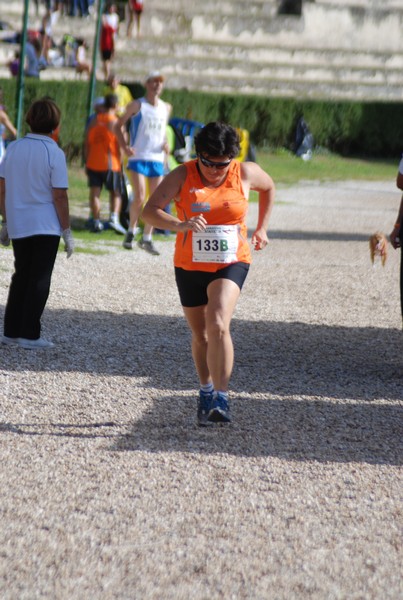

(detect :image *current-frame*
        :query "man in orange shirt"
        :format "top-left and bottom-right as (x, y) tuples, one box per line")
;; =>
(84, 94), (133, 233)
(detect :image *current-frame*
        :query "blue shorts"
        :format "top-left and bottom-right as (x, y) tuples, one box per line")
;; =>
(127, 160), (164, 178)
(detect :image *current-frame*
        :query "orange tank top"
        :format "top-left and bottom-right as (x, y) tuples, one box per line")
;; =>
(174, 159), (251, 272)
(86, 113), (121, 172)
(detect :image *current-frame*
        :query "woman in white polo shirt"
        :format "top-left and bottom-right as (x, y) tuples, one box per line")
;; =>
(0, 98), (74, 349)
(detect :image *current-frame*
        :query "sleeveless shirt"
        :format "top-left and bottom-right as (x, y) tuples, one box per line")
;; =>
(128, 97), (169, 163)
(86, 113), (121, 172)
(174, 159), (251, 272)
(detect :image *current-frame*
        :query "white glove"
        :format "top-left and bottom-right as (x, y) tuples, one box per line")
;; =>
(0, 222), (10, 247)
(62, 228), (75, 258)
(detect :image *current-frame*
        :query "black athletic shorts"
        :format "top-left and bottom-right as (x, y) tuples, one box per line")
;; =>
(101, 50), (113, 61)
(86, 168), (123, 192)
(175, 262), (250, 307)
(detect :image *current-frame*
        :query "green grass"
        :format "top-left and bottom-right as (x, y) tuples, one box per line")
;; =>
(255, 149), (396, 185)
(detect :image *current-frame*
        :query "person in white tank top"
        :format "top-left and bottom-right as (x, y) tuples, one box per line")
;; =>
(119, 71), (172, 255)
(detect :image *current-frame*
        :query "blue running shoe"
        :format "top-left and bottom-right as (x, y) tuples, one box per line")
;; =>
(197, 390), (214, 426)
(208, 392), (231, 423)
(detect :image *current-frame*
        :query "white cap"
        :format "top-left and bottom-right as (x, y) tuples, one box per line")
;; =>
(145, 71), (165, 82)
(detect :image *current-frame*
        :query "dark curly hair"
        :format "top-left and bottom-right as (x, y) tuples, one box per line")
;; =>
(194, 122), (240, 159)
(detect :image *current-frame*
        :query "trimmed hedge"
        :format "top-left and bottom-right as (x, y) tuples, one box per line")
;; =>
(1, 78), (403, 160)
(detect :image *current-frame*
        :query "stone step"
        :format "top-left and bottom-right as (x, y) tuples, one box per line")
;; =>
(2, 0), (403, 102)
(3, 33), (403, 87)
(114, 37), (403, 70)
(4, 30), (403, 73)
(4, 1), (403, 52)
(0, 63), (401, 102)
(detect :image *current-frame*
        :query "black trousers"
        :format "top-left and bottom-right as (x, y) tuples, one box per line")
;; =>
(400, 246), (403, 320)
(4, 235), (60, 340)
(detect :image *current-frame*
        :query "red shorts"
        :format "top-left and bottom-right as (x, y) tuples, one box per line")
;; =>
(130, 1), (143, 13)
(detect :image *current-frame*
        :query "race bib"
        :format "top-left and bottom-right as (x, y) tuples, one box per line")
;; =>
(192, 225), (239, 263)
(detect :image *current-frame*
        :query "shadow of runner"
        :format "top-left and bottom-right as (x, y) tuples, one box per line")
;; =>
(1, 309), (401, 464)
(0, 310), (400, 399)
(112, 395), (402, 466)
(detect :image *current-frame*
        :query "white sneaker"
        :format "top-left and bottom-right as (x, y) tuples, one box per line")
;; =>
(1, 336), (19, 346)
(18, 337), (55, 349)
(109, 219), (127, 235)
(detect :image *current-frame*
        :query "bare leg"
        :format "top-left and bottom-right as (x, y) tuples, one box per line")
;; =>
(182, 304), (211, 386)
(89, 186), (102, 220)
(127, 5), (134, 37)
(127, 170), (146, 229)
(143, 176), (163, 236)
(109, 190), (121, 216)
(182, 278), (240, 392)
(205, 278), (240, 391)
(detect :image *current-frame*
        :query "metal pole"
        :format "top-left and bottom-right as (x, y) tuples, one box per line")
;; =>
(87, 0), (105, 121)
(15, 0), (30, 138)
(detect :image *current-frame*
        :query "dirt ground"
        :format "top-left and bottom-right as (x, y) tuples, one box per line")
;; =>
(0, 179), (402, 599)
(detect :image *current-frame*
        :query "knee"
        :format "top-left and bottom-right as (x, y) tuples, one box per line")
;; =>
(192, 330), (208, 348)
(133, 195), (145, 209)
(207, 317), (227, 340)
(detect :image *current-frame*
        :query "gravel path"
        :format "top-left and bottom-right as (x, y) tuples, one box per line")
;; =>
(0, 180), (402, 599)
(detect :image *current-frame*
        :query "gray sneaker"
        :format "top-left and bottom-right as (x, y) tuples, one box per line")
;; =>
(137, 239), (160, 256)
(92, 221), (103, 233)
(109, 219), (127, 235)
(1, 336), (19, 346)
(123, 232), (134, 249)
(18, 337), (55, 349)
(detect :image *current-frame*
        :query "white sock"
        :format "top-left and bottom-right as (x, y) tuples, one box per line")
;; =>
(200, 382), (214, 394)
(143, 233), (152, 242)
(215, 390), (228, 400)
(110, 212), (118, 222)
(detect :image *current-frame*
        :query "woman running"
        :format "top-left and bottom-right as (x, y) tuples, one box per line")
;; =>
(142, 121), (275, 425)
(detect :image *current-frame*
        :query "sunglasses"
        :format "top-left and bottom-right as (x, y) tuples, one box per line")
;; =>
(198, 154), (232, 170)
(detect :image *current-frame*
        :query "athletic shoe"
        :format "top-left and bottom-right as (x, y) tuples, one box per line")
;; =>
(197, 390), (214, 427)
(123, 232), (134, 249)
(123, 227), (141, 249)
(109, 219), (127, 235)
(92, 221), (104, 233)
(208, 392), (231, 423)
(18, 337), (55, 349)
(1, 336), (19, 346)
(137, 239), (160, 256)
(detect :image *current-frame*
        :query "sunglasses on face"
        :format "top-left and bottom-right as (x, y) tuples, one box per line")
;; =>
(198, 154), (232, 170)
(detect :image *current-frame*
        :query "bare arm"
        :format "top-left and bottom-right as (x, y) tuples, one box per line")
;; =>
(241, 161), (275, 250)
(142, 165), (207, 233)
(0, 110), (17, 139)
(118, 99), (141, 128)
(162, 102), (173, 154)
(390, 194), (403, 249)
(52, 188), (70, 231)
(112, 119), (134, 157)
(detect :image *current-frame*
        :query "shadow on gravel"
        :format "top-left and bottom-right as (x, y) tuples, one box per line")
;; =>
(259, 229), (370, 242)
(1, 308), (401, 465)
(112, 395), (402, 466)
